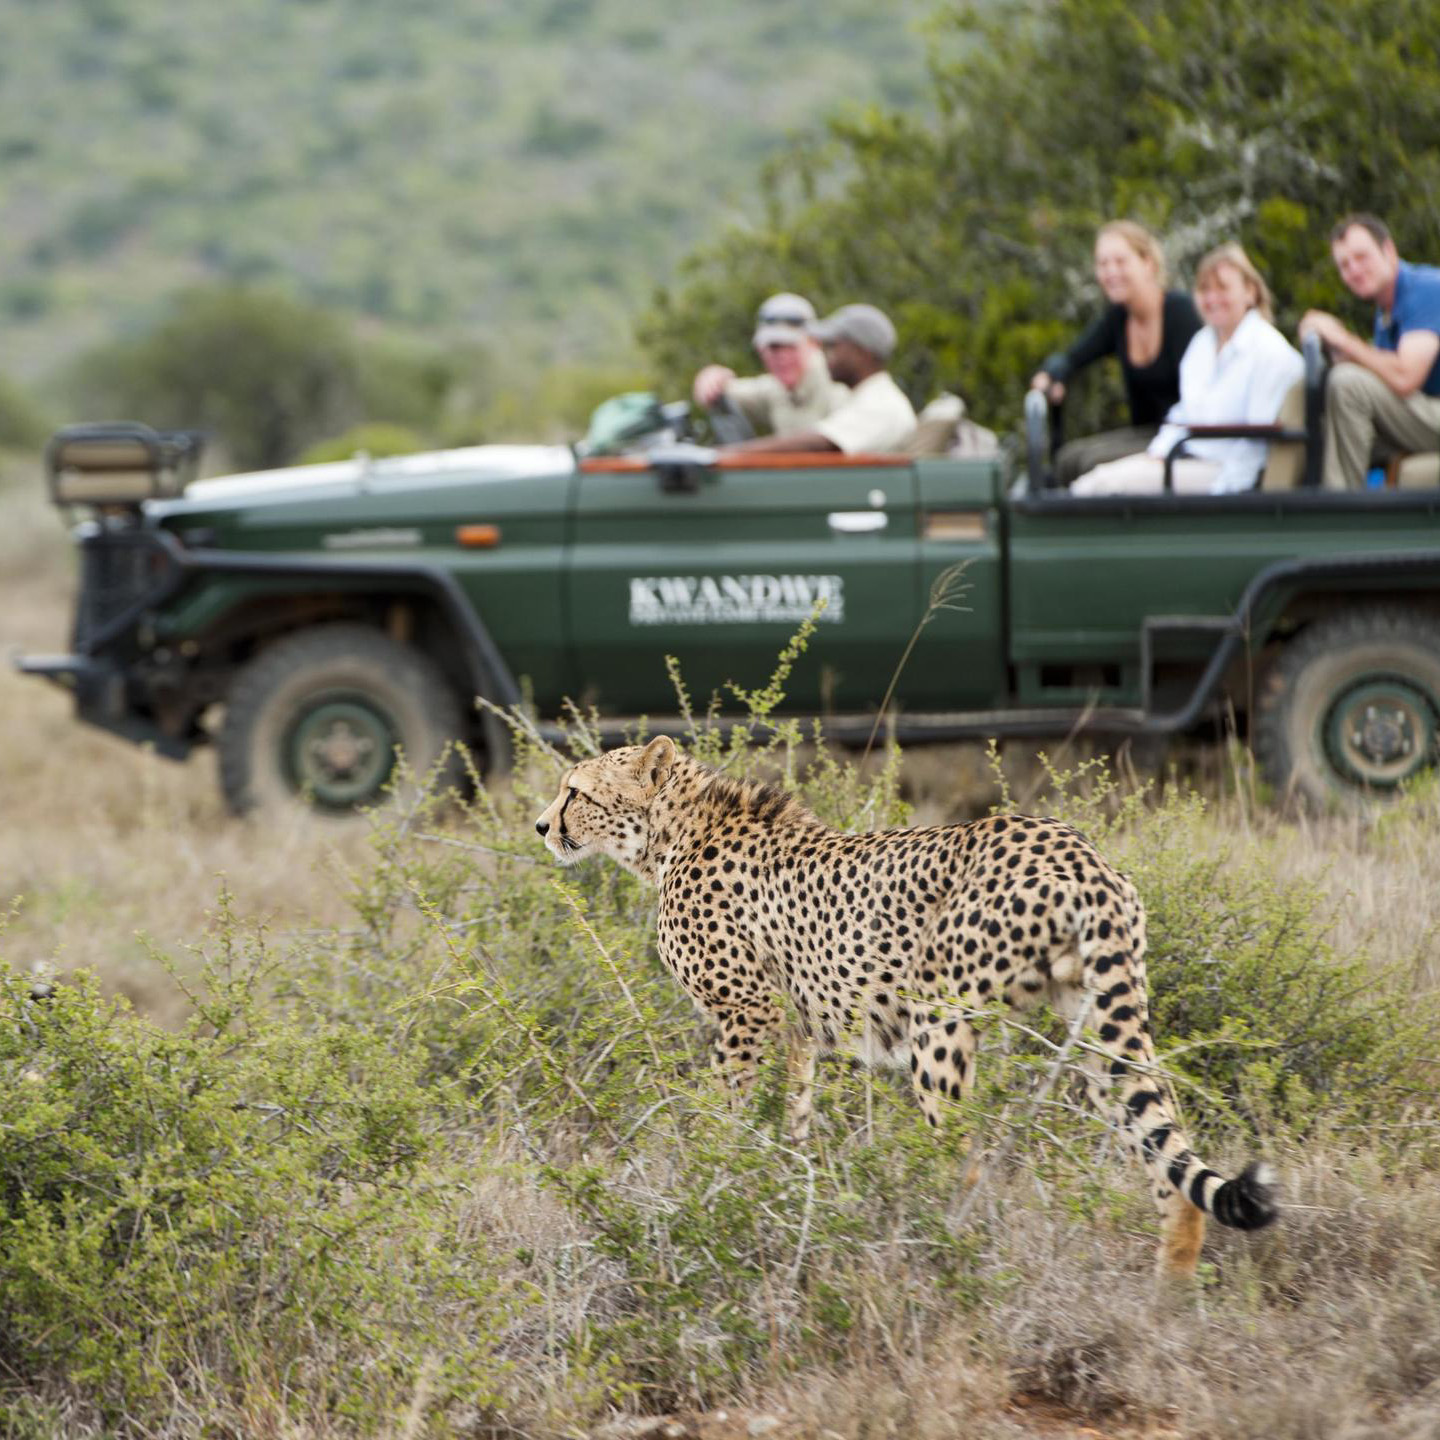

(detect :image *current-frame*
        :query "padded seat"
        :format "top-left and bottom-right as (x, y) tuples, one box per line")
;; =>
(899, 393), (963, 456)
(1393, 452), (1440, 488)
(1258, 379), (1307, 491)
(900, 393), (999, 458)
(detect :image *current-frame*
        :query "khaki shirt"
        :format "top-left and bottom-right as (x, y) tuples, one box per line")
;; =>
(815, 371), (916, 454)
(725, 347), (848, 436)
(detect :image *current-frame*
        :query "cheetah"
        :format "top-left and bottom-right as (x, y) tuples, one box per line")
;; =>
(535, 737), (1277, 1277)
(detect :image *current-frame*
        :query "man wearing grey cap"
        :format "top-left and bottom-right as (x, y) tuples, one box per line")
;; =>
(722, 302), (916, 455)
(692, 293), (848, 438)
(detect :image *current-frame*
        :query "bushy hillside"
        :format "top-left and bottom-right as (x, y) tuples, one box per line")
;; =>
(0, 0), (924, 383)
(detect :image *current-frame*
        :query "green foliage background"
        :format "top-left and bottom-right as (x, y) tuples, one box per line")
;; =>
(643, 0), (1440, 435)
(65, 287), (480, 471)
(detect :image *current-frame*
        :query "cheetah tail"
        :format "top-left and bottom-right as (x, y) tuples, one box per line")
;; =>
(1128, 1086), (1278, 1230)
(1164, 1152), (1279, 1231)
(1191, 1159), (1279, 1230)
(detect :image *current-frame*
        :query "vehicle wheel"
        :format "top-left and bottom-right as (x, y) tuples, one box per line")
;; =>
(219, 624), (465, 816)
(1255, 608), (1440, 811)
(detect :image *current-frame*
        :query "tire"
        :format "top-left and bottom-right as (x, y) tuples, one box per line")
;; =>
(219, 623), (466, 816)
(1255, 607), (1440, 812)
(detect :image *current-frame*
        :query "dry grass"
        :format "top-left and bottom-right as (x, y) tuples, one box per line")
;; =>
(452, 1121), (1440, 1440)
(2, 459), (1439, 1437)
(0, 463), (376, 1020)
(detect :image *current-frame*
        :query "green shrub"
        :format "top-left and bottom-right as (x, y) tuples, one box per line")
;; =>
(1135, 833), (1431, 1144)
(299, 421), (427, 464)
(535, 1108), (993, 1404)
(65, 290), (471, 470)
(524, 103), (607, 159)
(987, 750), (1439, 1146)
(67, 287), (368, 471)
(355, 336), (472, 433)
(0, 896), (519, 1426)
(0, 279), (54, 324)
(0, 372), (51, 451)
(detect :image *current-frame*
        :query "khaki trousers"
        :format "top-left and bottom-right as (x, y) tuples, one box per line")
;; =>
(1071, 453), (1221, 496)
(1322, 361), (1440, 489)
(1054, 425), (1158, 485)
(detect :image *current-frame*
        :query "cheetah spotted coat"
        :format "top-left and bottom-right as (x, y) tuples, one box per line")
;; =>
(536, 738), (1276, 1276)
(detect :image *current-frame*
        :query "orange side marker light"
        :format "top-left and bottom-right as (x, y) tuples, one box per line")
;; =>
(455, 524), (501, 548)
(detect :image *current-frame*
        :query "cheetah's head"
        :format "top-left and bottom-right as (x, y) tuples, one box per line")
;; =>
(534, 737), (677, 873)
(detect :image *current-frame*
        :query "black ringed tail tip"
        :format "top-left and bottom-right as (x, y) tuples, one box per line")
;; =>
(1211, 1160), (1279, 1231)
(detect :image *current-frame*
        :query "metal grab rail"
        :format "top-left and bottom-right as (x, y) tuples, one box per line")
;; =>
(45, 421), (206, 507)
(1023, 389), (1059, 489)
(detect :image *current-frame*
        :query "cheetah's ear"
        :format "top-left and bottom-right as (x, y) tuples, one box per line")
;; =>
(635, 735), (677, 795)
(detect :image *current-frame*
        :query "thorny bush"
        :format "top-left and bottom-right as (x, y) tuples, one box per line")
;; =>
(0, 625), (1436, 1434)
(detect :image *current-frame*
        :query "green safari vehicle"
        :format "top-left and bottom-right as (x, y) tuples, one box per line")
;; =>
(17, 392), (1440, 814)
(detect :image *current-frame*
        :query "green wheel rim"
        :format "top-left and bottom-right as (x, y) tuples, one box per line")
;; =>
(1322, 675), (1438, 791)
(284, 694), (399, 810)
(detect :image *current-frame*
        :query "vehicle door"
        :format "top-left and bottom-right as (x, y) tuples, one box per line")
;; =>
(1005, 483), (1440, 711)
(564, 453), (922, 715)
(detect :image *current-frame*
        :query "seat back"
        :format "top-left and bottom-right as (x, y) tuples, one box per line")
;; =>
(1396, 452), (1440, 489)
(900, 393), (965, 457)
(45, 422), (204, 506)
(1259, 380), (1307, 491)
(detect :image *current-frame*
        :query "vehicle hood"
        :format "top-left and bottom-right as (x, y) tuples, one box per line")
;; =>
(148, 444), (575, 517)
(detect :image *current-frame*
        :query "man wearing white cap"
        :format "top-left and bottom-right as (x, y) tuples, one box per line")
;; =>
(722, 302), (916, 455)
(692, 293), (848, 437)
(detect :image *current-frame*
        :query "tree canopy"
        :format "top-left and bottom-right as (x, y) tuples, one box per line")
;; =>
(641, 0), (1440, 435)
(67, 288), (470, 471)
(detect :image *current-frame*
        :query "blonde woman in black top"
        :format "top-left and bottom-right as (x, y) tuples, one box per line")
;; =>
(1031, 221), (1203, 485)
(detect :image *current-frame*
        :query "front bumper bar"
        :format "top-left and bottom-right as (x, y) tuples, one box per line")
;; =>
(13, 652), (191, 758)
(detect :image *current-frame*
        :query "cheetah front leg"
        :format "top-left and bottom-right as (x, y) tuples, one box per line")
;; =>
(708, 1003), (783, 1107)
(907, 1003), (979, 1129)
(786, 1030), (820, 1143)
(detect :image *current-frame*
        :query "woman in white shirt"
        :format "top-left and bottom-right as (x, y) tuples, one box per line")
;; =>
(1072, 244), (1304, 495)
